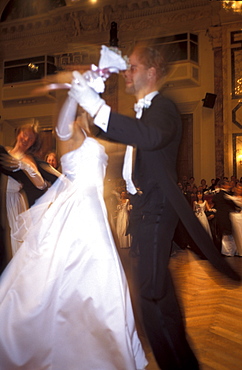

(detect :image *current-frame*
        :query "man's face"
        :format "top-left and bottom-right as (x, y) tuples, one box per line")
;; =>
(124, 51), (150, 96)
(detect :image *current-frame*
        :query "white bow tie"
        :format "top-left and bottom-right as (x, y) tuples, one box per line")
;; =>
(134, 98), (151, 118)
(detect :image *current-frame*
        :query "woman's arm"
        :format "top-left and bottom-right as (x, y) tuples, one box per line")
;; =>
(0, 154), (47, 190)
(56, 95), (88, 157)
(205, 200), (216, 213)
(204, 200), (210, 212)
(56, 96), (78, 141)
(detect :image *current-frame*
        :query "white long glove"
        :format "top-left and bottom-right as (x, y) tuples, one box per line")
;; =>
(0, 153), (46, 189)
(19, 162), (47, 189)
(68, 71), (105, 117)
(56, 95), (78, 141)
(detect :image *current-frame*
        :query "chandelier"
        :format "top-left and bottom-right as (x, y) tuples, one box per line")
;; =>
(222, 1), (242, 12)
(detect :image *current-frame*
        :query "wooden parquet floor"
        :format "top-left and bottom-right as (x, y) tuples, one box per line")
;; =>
(119, 247), (242, 370)
(168, 249), (242, 370)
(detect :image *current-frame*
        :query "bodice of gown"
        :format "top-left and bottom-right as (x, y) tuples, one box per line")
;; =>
(194, 201), (206, 215)
(60, 137), (108, 194)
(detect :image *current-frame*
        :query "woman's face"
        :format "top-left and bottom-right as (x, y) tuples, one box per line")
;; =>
(46, 154), (57, 169)
(17, 128), (36, 152)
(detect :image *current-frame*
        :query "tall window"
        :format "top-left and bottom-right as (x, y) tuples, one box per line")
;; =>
(231, 31), (242, 99)
(152, 33), (198, 64)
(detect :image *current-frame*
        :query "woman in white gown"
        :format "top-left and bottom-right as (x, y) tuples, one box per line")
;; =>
(193, 191), (215, 239)
(0, 122), (59, 256)
(0, 93), (147, 369)
(116, 191), (132, 248)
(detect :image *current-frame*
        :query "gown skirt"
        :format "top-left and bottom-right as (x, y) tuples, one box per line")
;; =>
(0, 138), (147, 370)
(230, 212), (242, 256)
(228, 196), (242, 256)
(223, 194), (242, 256)
(6, 176), (27, 255)
(116, 199), (131, 248)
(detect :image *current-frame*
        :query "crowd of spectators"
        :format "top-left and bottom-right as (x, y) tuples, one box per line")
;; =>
(177, 175), (242, 256)
(178, 175), (242, 207)
(105, 175), (242, 258)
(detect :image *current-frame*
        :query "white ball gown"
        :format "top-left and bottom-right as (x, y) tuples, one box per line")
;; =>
(0, 137), (147, 370)
(193, 201), (212, 238)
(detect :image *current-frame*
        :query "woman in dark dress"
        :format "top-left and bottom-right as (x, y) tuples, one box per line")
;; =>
(0, 122), (60, 257)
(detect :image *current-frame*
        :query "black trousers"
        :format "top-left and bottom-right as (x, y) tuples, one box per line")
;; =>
(131, 197), (199, 369)
(140, 274), (199, 370)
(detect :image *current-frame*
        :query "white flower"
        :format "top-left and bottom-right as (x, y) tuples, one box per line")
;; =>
(98, 45), (127, 72)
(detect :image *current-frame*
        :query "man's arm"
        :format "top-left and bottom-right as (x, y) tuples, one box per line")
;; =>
(69, 72), (180, 150)
(100, 98), (180, 150)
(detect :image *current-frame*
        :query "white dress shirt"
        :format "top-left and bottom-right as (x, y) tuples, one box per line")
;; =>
(94, 91), (159, 194)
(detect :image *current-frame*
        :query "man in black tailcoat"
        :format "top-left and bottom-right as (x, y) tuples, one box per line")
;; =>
(69, 45), (240, 370)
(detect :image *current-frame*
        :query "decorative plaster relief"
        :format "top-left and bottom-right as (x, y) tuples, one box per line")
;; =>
(232, 46), (242, 99)
(214, 46), (224, 178)
(232, 103), (242, 130)
(206, 26), (222, 48)
(0, 0), (211, 38)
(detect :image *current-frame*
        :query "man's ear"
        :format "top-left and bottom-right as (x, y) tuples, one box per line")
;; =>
(148, 67), (156, 80)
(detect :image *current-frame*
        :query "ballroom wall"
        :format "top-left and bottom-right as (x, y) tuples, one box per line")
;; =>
(0, 0), (242, 183)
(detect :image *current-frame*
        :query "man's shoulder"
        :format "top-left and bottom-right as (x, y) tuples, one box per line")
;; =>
(153, 93), (178, 109)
